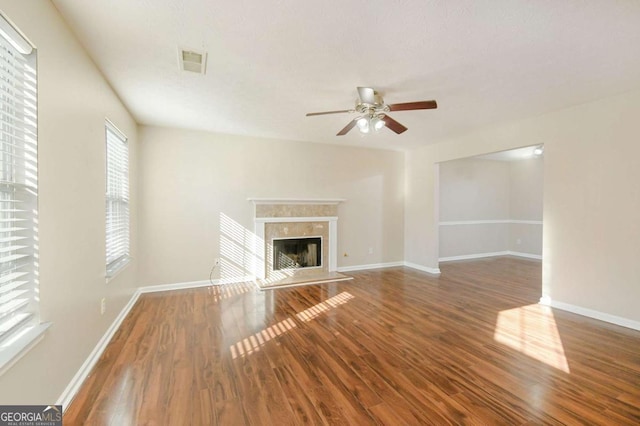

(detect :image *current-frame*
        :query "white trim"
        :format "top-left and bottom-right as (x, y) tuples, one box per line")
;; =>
(508, 251), (542, 260)
(58, 273), (259, 410)
(439, 251), (541, 262)
(439, 219), (542, 226)
(337, 261), (404, 272)
(105, 256), (132, 282)
(139, 276), (256, 294)
(439, 251), (510, 262)
(248, 198), (345, 205)
(254, 217), (338, 279)
(539, 297), (640, 331)
(440, 219), (506, 226)
(255, 216), (338, 223)
(0, 13), (34, 55)
(403, 261), (441, 275)
(57, 291), (141, 410)
(105, 118), (128, 142)
(0, 323), (51, 377)
(509, 220), (543, 225)
(329, 221), (337, 272)
(139, 280), (211, 293)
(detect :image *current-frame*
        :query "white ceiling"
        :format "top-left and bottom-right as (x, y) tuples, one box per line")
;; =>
(51, 0), (640, 151)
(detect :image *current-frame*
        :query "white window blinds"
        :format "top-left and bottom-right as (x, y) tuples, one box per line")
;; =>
(0, 18), (39, 347)
(105, 122), (129, 277)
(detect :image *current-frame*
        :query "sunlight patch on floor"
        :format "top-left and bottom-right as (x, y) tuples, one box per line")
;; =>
(230, 318), (297, 359)
(494, 304), (570, 373)
(296, 291), (354, 322)
(207, 282), (255, 302)
(230, 292), (355, 359)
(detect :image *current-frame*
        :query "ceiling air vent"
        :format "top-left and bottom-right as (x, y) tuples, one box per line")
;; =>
(178, 48), (207, 74)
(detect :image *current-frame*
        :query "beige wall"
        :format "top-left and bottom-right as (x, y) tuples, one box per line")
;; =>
(137, 126), (404, 286)
(439, 158), (511, 221)
(406, 88), (640, 323)
(438, 157), (543, 258)
(1, 0), (635, 406)
(440, 224), (510, 258)
(0, 1), (138, 403)
(509, 157), (543, 220)
(439, 158), (510, 258)
(508, 157), (543, 254)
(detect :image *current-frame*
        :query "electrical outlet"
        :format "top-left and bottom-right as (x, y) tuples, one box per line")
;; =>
(368, 247), (374, 254)
(100, 298), (106, 315)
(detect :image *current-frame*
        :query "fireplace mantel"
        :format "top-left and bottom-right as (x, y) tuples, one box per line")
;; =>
(250, 199), (342, 282)
(255, 216), (338, 223)
(247, 198), (345, 205)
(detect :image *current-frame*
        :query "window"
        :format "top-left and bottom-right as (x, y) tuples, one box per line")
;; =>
(0, 14), (48, 370)
(105, 121), (130, 278)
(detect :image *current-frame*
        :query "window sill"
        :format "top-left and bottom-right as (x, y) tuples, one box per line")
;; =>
(106, 256), (132, 283)
(0, 322), (51, 377)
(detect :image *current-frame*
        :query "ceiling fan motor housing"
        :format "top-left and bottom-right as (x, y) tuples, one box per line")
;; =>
(306, 86), (437, 135)
(355, 93), (390, 117)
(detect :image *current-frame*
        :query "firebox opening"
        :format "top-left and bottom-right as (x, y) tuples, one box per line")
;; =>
(273, 237), (322, 271)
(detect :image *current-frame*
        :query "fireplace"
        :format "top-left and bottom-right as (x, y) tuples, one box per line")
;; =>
(249, 198), (345, 283)
(273, 237), (322, 270)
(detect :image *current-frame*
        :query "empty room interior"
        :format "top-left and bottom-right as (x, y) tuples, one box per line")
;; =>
(0, 1), (639, 424)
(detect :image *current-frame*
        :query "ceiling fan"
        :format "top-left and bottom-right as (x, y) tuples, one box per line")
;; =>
(306, 87), (437, 136)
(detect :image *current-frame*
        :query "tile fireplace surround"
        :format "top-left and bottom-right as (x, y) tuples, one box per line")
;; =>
(249, 198), (348, 288)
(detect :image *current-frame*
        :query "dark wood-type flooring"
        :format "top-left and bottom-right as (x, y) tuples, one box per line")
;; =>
(65, 257), (640, 425)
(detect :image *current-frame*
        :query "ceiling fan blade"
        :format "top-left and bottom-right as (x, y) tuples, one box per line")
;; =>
(382, 115), (408, 134)
(357, 87), (376, 105)
(388, 100), (438, 111)
(306, 109), (352, 116)
(337, 119), (358, 136)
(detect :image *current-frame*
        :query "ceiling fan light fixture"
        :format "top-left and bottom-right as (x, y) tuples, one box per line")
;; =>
(372, 116), (385, 131)
(306, 87), (438, 136)
(357, 117), (369, 133)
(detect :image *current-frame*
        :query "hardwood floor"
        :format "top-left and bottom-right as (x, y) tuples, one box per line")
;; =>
(65, 257), (640, 425)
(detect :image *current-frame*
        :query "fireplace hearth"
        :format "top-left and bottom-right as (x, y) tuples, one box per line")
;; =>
(249, 198), (345, 286)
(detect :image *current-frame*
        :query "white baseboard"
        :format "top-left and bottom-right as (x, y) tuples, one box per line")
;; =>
(508, 251), (542, 260)
(138, 275), (255, 294)
(337, 261), (404, 272)
(403, 261), (441, 275)
(439, 251), (541, 262)
(439, 219), (543, 226)
(57, 290), (141, 410)
(439, 251), (509, 262)
(138, 280), (211, 294)
(58, 274), (256, 410)
(539, 297), (640, 331)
